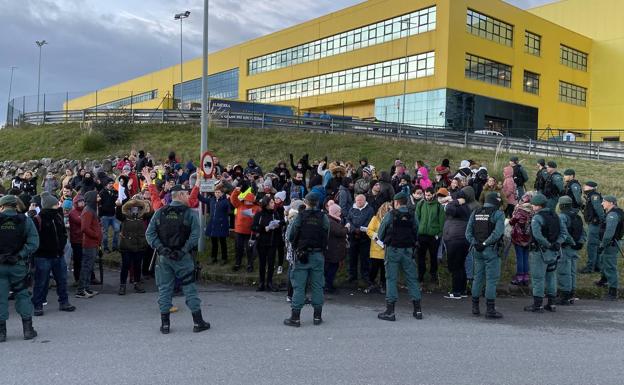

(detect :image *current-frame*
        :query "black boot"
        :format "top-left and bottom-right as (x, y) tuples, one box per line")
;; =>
(604, 287), (618, 301)
(595, 275), (608, 287)
(160, 313), (170, 334)
(485, 299), (503, 319)
(556, 291), (572, 306)
(0, 321), (6, 343)
(284, 309), (301, 327)
(412, 300), (423, 319)
(569, 290), (576, 304)
(22, 318), (37, 340)
(192, 311), (211, 333)
(377, 302), (396, 321)
(544, 296), (557, 312)
(524, 296), (544, 313)
(313, 307), (323, 325)
(472, 297), (480, 316)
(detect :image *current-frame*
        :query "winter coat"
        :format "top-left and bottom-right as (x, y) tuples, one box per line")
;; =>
(81, 207), (102, 248)
(337, 185), (353, 217)
(346, 202), (374, 240)
(34, 208), (67, 258)
(199, 194), (231, 238)
(310, 185), (327, 210)
(378, 172), (395, 203)
(326, 216), (348, 264)
(366, 215), (385, 260)
(415, 167), (433, 190)
(479, 184), (509, 211)
(230, 189), (260, 235)
(68, 195), (84, 244)
(21, 177), (38, 196)
(509, 204), (533, 246)
(99, 188), (118, 217)
(42, 178), (59, 194)
(354, 177), (371, 195)
(502, 167), (518, 206)
(251, 208), (283, 247)
(116, 199), (149, 253)
(442, 200), (471, 242)
(415, 199), (445, 237)
(366, 192), (385, 215)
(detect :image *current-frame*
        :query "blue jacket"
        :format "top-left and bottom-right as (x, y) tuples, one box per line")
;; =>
(199, 194), (232, 238)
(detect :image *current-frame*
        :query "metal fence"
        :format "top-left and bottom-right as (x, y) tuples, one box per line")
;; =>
(9, 107), (624, 162)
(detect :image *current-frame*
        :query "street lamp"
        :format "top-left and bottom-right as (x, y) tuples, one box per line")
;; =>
(36, 40), (47, 113)
(199, 0), (209, 252)
(174, 10), (191, 108)
(6, 66), (17, 127)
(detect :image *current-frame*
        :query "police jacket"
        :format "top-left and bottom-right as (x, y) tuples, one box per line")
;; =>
(600, 207), (623, 248)
(146, 201), (200, 258)
(0, 209), (39, 263)
(530, 208), (568, 249)
(465, 203), (505, 247)
(584, 190), (605, 225)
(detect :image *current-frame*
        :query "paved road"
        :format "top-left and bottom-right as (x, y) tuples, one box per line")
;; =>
(3, 271), (624, 385)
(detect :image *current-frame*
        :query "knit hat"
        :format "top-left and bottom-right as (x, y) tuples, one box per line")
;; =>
(362, 166), (372, 175)
(40, 192), (59, 210)
(604, 195), (618, 204)
(328, 204), (342, 219)
(584, 181), (598, 188)
(537, 159), (545, 167)
(484, 192), (501, 208)
(531, 193), (548, 206)
(563, 169), (575, 176)
(547, 161), (557, 168)
(274, 191), (286, 202)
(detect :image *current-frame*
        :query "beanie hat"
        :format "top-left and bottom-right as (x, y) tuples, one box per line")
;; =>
(485, 192), (502, 208)
(531, 193), (548, 206)
(40, 192), (59, 210)
(328, 204), (342, 219)
(275, 191), (286, 202)
(442, 159), (450, 168)
(436, 188), (449, 197)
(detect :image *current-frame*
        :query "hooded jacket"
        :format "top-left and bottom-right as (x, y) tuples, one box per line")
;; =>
(443, 196), (471, 242)
(415, 166), (433, 190)
(198, 193), (232, 238)
(116, 199), (149, 252)
(502, 166), (518, 206)
(69, 195), (85, 244)
(34, 208), (67, 258)
(415, 198), (445, 237)
(326, 215), (348, 263)
(378, 171), (395, 203)
(509, 203), (533, 246)
(81, 190), (102, 248)
(230, 189), (260, 235)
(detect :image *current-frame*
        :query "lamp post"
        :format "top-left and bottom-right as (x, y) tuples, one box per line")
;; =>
(6, 66), (17, 127)
(199, 1), (209, 252)
(174, 10), (191, 108)
(36, 40), (47, 113)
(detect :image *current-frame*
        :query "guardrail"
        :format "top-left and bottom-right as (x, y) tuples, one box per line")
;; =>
(15, 108), (624, 162)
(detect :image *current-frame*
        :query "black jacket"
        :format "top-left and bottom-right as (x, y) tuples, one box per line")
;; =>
(99, 188), (118, 217)
(34, 209), (67, 258)
(251, 208), (284, 247)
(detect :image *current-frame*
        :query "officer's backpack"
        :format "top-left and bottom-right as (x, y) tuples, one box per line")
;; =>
(157, 205), (191, 250)
(533, 210), (560, 243)
(384, 209), (416, 248)
(294, 210), (327, 251)
(472, 206), (497, 244)
(564, 211), (584, 243)
(0, 214), (26, 264)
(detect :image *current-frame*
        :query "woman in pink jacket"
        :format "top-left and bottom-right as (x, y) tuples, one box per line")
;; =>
(502, 166), (517, 218)
(415, 166), (433, 191)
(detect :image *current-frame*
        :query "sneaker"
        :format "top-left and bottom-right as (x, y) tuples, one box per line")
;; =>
(286, 296), (292, 303)
(85, 289), (99, 296)
(75, 291), (93, 299)
(59, 303), (76, 312)
(510, 275), (523, 285)
(277, 266), (283, 275)
(444, 293), (463, 300)
(34, 308), (44, 316)
(363, 285), (377, 294)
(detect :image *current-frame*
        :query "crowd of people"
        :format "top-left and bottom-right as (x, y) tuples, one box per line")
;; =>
(1, 148), (623, 339)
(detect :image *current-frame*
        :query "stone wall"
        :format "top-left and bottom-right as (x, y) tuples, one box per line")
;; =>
(1, 157), (121, 185)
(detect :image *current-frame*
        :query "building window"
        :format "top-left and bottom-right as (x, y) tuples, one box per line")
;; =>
(95, 90), (159, 109)
(525, 31), (541, 56)
(559, 81), (587, 106)
(466, 9), (513, 47)
(247, 6), (437, 75)
(523, 71), (540, 94)
(560, 45), (588, 71)
(247, 51), (435, 103)
(173, 68), (239, 104)
(465, 54), (512, 87)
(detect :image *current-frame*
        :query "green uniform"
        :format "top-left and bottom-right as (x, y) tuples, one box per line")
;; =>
(286, 208), (329, 311)
(544, 173), (564, 211)
(377, 207), (422, 303)
(564, 180), (583, 209)
(599, 208), (623, 290)
(0, 209), (40, 322)
(557, 211), (586, 293)
(465, 204), (505, 300)
(584, 192), (605, 271)
(146, 202), (201, 314)
(530, 208), (568, 298)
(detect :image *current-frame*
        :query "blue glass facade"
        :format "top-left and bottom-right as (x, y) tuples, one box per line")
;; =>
(375, 89), (447, 127)
(173, 68), (239, 104)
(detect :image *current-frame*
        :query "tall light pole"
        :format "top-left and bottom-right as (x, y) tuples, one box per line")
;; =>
(174, 10), (190, 108)
(6, 66), (17, 127)
(36, 40), (47, 113)
(198, 0), (209, 252)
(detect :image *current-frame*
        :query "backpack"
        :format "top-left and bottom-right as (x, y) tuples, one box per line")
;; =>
(533, 210), (560, 243)
(564, 211), (583, 243)
(472, 207), (497, 243)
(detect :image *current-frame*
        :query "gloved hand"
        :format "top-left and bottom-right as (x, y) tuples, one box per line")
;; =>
(550, 242), (561, 251)
(474, 243), (486, 252)
(158, 247), (173, 258)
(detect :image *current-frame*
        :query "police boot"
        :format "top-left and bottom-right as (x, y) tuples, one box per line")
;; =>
(192, 311), (211, 333)
(604, 287), (618, 301)
(0, 321), (6, 343)
(377, 302), (396, 321)
(412, 300), (423, 320)
(284, 309), (301, 327)
(556, 291), (572, 306)
(160, 313), (170, 334)
(472, 297), (480, 316)
(544, 296), (557, 312)
(313, 307), (323, 325)
(524, 296), (544, 313)
(22, 318), (37, 340)
(485, 299), (503, 319)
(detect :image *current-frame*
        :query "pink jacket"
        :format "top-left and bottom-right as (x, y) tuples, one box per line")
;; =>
(417, 167), (433, 190)
(502, 166), (518, 205)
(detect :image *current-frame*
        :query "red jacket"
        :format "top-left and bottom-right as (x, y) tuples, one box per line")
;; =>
(68, 196), (84, 244)
(230, 189), (259, 235)
(81, 207), (102, 248)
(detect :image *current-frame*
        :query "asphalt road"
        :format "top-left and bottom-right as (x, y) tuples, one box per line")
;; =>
(3, 271), (624, 385)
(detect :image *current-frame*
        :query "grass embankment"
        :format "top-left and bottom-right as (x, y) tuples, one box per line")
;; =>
(1, 123), (623, 297)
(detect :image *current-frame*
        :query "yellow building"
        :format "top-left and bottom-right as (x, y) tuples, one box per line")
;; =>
(68, 0), (615, 140)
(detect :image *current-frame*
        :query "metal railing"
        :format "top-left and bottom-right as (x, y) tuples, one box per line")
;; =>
(12, 108), (624, 162)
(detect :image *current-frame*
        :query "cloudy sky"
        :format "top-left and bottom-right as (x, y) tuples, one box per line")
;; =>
(0, 0), (556, 123)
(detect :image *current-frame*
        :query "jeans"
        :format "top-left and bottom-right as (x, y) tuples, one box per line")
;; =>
(101, 216), (120, 250)
(121, 251), (143, 284)
(324, 262), (339, 291)
(257, 245), (276, 286)
(32, 257), (69, 308)
(514, 244), (530, 275)
(210, 237), (228, 262)
(78, 247), (97, 292)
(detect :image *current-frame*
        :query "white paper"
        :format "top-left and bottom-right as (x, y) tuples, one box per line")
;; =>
(375, 240), (385, 249)
(359, 226), (368, 232)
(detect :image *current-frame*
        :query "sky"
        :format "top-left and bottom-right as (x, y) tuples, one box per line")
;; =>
(0, 0), (557, 124)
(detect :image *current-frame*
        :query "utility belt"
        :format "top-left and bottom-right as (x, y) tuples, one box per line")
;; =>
(294, 247), (322, 264)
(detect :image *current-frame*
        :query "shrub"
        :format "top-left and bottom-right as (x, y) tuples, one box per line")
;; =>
(79, 132), (106, 152)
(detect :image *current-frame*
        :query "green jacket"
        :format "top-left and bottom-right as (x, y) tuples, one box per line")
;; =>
(415, 199), (445, 237)
(146, 201), (200, 257)
(1, 209), (39, 264)
(600, 208), (622, 248)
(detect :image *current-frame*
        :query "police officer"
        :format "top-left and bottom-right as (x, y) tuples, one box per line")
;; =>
(146, 185), (210, 334)
(0, 195), (40, 342)
(533, 159), (547, 195)
(466, 192), (504, 319)
(580, 181), (605, 274)
(377, 192), (423, 322)
(284, 192), (329, 327)
(597, 196), (623, 301)
(556, 196), (586, 305)
(562, 169), (582, 209)
(525, 193), (568, 313)
(542, 161), (563, 211)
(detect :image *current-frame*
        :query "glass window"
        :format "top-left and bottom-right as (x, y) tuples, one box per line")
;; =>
(247, 6), (437, 75)
(523, 71), (540, 94)
(466, 9), (513, 47)
(559, 81), (587, 106)
(173, 68), (239, 104)
(465, 54), (512, 87)
(560, 45), (588, 71)
(525, 31), (541, 56)
(247, 51), (435, 103)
